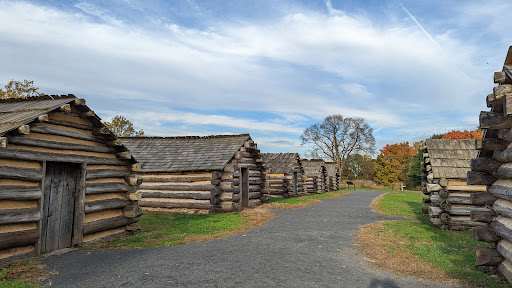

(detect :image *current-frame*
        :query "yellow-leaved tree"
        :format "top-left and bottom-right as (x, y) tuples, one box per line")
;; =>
(104, 115), (144, 137)
(0, 80), (43, 99)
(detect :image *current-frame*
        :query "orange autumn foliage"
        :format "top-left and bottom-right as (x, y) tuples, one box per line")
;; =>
(441, 130), (483, 140)
(374, 142), (416, 186)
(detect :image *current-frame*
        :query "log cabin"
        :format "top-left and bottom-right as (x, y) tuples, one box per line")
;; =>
(260, 153), (304, 198)
(301, 159), (327, 194)
(0, 95), (142, 265)
(470, 46), (512, 283)
(421, 139), (486, 230)
(323, 162), (340, 191)
(121, 134), (267, 213)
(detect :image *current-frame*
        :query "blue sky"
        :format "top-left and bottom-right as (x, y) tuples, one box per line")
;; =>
(0, 0), (510, 156)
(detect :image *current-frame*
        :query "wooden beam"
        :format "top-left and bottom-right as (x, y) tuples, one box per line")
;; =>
(475, 247), (504, 266)
(480, 111), (512, 130)
(0, 229), (39, 250)
(491, 216), (512, 242)
(489, 179), (512, 201)
(7, 136), (116, 154)
(470, 210), (495, 223)
(116, 151), (131, 160)
(0, 186), (42, 200)
(0, 166), (42, 182)
(17, 125), (30, 135)
(470, 192), (497, 205)
(140, 183), (212, 191)
(504, 93), (512, 117)
(0, 137), (6, 148)
(476, 138), (509, 151)
(493, 199), (512, 218)
(37, 114), (49, 122)
(85, 198), (130, 213)
(86, 182), (129, 194)
(86, 169), (130, 180)
(122, 205), (143, 218)
(30, 125), (103, 142)
(495, 72), (507, 84)
(0, 148), (129, 165)
(74, 98), (86, 106)
(84, 216), (136, 235)
(467, 171), (497, 185)
(0, 208), (40, 225)
(473, 227), (501, 243)
(59, 104), (72, 112)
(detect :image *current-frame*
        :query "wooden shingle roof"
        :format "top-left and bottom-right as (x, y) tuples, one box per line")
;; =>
(425, 139), (478, 179)
(261, 153), (300, 174)
(0, 95), (77, 136)
(121, 134), (251, 172)
(302, 159), (325, 177)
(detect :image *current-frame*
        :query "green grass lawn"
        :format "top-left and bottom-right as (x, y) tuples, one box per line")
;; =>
(262, 190), (347, 209)
(89, 210), (272, 249)
(0, 260), (43, 288)
(366, 190), (510, 288)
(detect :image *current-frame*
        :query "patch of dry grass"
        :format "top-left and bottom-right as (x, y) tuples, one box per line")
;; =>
(356, 221), (455, 283)
(0, 260), (54, 287)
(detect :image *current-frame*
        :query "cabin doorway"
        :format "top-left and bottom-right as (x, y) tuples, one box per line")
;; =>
(292, 172), (298, 196)
(240, 167), (249, 208)
(41, 162), (81, 253)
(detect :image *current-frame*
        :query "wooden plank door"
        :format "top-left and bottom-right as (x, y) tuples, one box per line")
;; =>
(41, 162), (80, 252)
(240, 168), (249, 208)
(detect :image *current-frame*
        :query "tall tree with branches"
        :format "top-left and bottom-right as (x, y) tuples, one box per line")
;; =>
(300, 115), (375, 173)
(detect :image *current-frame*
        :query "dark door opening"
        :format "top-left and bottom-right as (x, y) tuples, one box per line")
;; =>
(240, 167), (249, 208)
(41, 162), (81, 253)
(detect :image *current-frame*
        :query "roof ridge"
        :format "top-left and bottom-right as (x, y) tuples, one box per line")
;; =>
(121, 134), (250, 140)
(0, 94), (76, 103)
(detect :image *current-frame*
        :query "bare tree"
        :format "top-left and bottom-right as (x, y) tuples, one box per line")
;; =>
(104, 115), (144, 137)
(300, 115), (375, 173)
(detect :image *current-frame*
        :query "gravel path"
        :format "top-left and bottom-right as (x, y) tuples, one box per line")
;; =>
(43, 190), (455, 287)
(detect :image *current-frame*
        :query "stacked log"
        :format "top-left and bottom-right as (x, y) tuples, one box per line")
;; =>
(218, 139), (267, 211)
(472, 47), (512, 283)
(301, 159), (327, 194)
(421, 139), (486, 230)
(260, 153), (305, 197)
(324, 162), (340, 191)
(123, 135), (267, 213)
(0, 95), (141, 265)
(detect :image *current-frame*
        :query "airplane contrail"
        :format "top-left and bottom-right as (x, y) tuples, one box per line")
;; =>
(400, 2), (441, 49)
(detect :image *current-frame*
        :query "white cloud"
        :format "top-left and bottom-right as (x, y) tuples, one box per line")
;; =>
(0, 0), (505, 151)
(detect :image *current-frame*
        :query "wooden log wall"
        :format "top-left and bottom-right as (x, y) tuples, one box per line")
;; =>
(421, 145), (489, 230)
(217, 139), (268, 211)
(304, 176), (317, 194)
(138, 172), (215, 213)
(0, 100), (141, 265)
(471, 62), (512, 282)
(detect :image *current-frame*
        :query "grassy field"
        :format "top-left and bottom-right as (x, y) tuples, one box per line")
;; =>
(89, 209), (274, 249)
(357, 190), (510, 288)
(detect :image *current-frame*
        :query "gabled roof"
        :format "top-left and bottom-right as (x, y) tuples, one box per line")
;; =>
(324, 162), (339, 177)
(0, 95), (76, 136)
(261, 153), (301, 174)
(121, 134), (251, 172)
(425, 139), (478, 179)
(301, 159), (325, 177)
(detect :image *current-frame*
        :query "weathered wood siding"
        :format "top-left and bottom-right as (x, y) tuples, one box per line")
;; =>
(139, 172), (214, 213)
(0, 103), (141, 265)
(218, 139), (267, 211)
